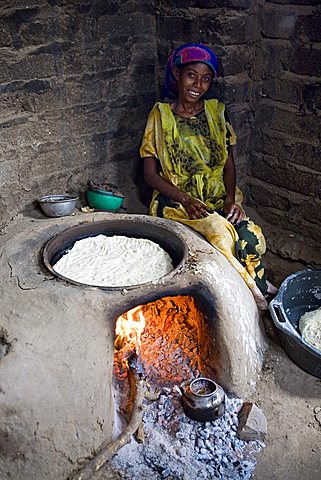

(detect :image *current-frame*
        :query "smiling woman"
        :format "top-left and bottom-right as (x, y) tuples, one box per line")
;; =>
(175, 63), (213, 104)
(140, 42), (277, 310)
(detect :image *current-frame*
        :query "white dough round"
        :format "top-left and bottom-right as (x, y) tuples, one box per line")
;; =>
(53, 235), (174, 287)
(299, 306), (321, 352)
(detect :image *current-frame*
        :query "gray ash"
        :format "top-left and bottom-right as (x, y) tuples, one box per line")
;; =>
(109, 387), (264, 479)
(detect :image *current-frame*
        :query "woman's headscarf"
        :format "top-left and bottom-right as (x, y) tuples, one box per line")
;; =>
(163, 43), (219, 99)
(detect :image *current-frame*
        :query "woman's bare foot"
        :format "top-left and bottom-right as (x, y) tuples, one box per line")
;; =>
(252, 286), (269, 310)
(266, 280), (278, 295)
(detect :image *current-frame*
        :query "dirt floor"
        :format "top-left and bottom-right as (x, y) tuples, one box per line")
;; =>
(251, 314), (321, 480)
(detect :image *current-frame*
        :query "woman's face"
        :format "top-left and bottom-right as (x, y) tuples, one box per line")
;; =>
(174, 62), (213, 103)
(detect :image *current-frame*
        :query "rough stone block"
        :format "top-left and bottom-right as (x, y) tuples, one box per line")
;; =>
(296, 12), (321, 43)
(0, 158), (19, 187)
(262, 74), (321, 114)
(57, 77), (106, 109)
(198, 0), (254, 8)
(158, 15), (201, 43)
(252, 207), (320, 244)
(237, 402), (267, 441)
(234, 134), (249, 158)
(1, 6), (40, 29)
(287, 47), (321, 77)
(97, 12), (155, 38)
(256, 105), (320, 143)
(18, 17), (71, 48)
(83, 0), (120, 17)
(247, 182), (291, 211)
(227, 106), (253, 135)
(303, 83), (321, 112)
(0, 50), (61, 83)
(164, 0), (199, 6)
(257, 133), (321, 173)
(262, 40), (321, 79)
(263, 41), (281, 75)
(260, 40), (321, 79)
(266, 0), (321, 5)
(262, 77), (303, 105)
(206, 12), (258, 46)
(293, 198), (321, 226)
(223, 74), (254, 103)
(130, 40), (157, 69)
(219, 44), (253, 76)
(0, 20), (12, 47)
(261, 9), (296, 40)
(0, 80), (52, 112)
(250, 152), (321, 200)
(120, 0), (155, 15)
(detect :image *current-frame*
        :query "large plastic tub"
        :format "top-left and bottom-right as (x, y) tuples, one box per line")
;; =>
(269, 269), (321, 378)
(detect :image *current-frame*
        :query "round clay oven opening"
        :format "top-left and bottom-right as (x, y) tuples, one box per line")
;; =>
(43, 219), (188, 290)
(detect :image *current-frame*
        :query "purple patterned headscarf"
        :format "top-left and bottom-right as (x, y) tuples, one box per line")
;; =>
(163, 43), (219, 99)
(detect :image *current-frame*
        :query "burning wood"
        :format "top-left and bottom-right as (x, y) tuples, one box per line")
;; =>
(114, 296), (217, 387)
(68, 296), (218, 479)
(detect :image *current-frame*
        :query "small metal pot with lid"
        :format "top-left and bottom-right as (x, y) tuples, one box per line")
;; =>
(181, 377), (225, 422)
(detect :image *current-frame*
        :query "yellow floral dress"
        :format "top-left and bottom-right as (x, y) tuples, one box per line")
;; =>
(140, 99), (267, 295)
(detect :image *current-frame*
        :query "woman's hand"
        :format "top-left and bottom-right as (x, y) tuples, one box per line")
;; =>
(181, 195), (212, 219)
(224, 200), (244, 225)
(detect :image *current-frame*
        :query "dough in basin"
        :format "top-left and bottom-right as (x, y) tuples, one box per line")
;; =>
(299, 306), (321, 352)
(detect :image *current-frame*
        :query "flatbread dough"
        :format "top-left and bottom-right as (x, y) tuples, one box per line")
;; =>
(53, 234), (173, 287)
(299, 306), (321, 352)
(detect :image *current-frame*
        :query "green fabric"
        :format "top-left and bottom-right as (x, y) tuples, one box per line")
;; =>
(140, 100), (268, 298)
(157, 100), (229, 211)
(235, 220), (267, 295)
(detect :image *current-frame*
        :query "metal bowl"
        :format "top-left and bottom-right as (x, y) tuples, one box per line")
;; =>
(38, 194), (78, 217)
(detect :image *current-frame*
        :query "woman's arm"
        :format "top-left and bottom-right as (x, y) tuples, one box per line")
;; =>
(143, 157), (212, 219)
(223, 150), (244, 224)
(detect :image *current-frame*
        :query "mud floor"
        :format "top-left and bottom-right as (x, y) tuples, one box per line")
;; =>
(251, 323), (321, 480)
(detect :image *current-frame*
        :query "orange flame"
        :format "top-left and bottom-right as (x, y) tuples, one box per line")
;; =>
(115, 305), (146, 347)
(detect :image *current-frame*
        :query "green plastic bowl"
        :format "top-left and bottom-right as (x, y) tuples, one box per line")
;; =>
(87, 188), (124, 212)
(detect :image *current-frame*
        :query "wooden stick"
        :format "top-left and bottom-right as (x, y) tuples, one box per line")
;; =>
(67, 368), (144, 480)
(135, 423), (145, 444)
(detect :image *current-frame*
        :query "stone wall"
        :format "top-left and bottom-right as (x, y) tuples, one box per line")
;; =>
(0, 0), (157, 225)
(246, 0), (321, 281)
(155, 0), (321, 281)
(0, 0), (320, 278)
(155, 0), (260, 187)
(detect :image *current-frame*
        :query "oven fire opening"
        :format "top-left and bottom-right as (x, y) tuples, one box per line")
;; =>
(100, 295), (266, 480)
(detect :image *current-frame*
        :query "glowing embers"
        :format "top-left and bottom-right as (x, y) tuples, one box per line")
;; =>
(114, 295), (217, 387)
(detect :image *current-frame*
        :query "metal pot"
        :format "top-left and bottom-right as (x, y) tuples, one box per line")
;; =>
(181, 377), (225, 422)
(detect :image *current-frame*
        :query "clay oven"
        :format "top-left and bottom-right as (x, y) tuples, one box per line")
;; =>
(0, 212), (267, 479)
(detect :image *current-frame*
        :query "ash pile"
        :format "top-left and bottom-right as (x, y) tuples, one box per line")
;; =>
(108, 386), (264, 480)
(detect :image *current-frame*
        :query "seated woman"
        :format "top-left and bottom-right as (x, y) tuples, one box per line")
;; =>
(140, 43), (276, 310)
